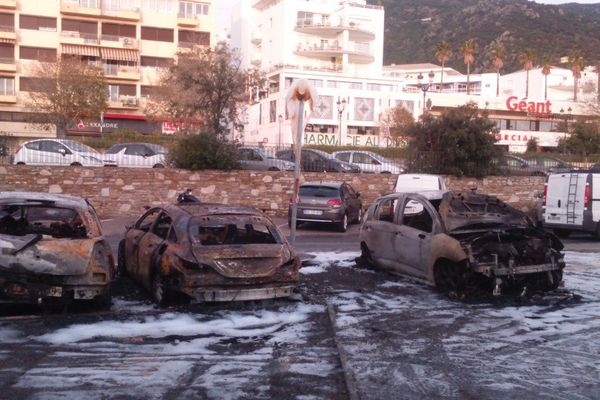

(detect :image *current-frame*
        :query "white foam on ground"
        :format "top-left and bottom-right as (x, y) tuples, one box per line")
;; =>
(110, 297), (156, 313)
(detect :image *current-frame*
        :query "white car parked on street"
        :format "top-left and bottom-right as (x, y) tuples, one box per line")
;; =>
(332, 150), (405, 174)
(104, 143), (168, 168)
(13, 139), (116, 167)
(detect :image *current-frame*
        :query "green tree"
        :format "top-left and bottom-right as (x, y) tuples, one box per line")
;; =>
(379, 105), (414, 139)
(569, 50), (585, 101)
(25, 57), (107, 138)
(540, 55), (552, 100)
(518, 48), (536, 98)
(557, 120), (600, 158)
(526, 137), (539, 153)
(460, 40), (477, 95)
(405, 102), (499, 177)
(150, 42), (259, 137)
(168, 131), (240, 170)
(435, 41), (452, 90)
(489, 45), (505, 97)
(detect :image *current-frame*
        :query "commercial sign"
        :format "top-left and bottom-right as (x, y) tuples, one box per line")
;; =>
(303, 132), (405, 148)
(505, 96), (552, 115)
(495, 130), (567, 148)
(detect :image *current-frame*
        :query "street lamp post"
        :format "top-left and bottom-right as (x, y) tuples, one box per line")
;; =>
(277, 114), (283, 149)
(417, 70), (435, 115)
(559, 107), (573, 132)
(336, 98), (347, 146)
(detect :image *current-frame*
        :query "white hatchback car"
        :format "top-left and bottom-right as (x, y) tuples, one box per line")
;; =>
(104, 143), (168, 168)
(332, 150), (405, 174)
(14, 139), (115, 167)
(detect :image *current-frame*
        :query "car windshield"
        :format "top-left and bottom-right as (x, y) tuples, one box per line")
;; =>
(189, 217), (281, 245)
(146, 144), (167, 154)
(300, 185), (339, 197)
(62, 140), (100, 154)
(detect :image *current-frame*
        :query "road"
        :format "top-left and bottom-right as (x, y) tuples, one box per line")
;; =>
(0, 217), (598, 399)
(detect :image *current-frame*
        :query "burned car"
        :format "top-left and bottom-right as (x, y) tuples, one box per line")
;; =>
(359, 190), (565, 297)
(0, 192), (115, 308)
(118, 203), (301, 305)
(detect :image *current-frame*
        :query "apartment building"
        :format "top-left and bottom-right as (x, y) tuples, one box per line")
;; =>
(0, 0), (214, 141)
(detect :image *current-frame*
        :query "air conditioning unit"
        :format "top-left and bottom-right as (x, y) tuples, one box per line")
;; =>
(122, 37), (132, 46)
(124, 97), (138, 106)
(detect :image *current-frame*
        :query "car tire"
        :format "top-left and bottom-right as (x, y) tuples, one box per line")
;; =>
(358, 242), (375, 267)
(554, 228), (571, 238)
(336, 213), (348, 232)
(117, 240), (127, 277)
(70, 162), (82, 167)
(153, 164), (165, 168)
(16, 162), (25, 165)
(354, 208), (362, 224)
(380, 171), (391, 174)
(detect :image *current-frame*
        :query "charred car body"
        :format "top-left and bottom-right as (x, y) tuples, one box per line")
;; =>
(359, 190), (565, 296)
(0, 192), (115, 307)
(119, 203), (301, 304)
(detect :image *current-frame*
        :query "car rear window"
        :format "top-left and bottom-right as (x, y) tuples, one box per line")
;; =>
(0, 205), (88, 238)
(299, 186), (339, 197)
(189, 218), (281, 245)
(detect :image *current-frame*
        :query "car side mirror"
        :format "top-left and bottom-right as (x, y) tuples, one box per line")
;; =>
(58, 148), (67, 156)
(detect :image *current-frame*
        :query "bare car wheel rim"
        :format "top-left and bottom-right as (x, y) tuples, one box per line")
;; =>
(153, 276), (164, 304)
(343, 214), (348, 230)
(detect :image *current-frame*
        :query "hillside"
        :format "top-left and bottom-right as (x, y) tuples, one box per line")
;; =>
(370, 0), (600, 73)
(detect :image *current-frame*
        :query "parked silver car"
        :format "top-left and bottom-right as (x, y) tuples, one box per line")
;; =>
(332, 150), (405, 174)
(104, 143), (168, 168)
(14, 139), (116, 167)
(237, 147), (295, 171)
(358, 190), (565, 297)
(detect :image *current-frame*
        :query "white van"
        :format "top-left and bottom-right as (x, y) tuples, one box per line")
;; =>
(394, 174), (447, 193)
(543, 172), (600, 238)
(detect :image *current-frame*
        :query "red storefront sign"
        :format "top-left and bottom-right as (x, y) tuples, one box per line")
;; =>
(506, 96), (552, 114)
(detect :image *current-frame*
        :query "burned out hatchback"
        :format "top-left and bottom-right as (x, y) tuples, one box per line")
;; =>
(0, 192), (115, 309)
(119, 203), (301, 305)
(359, 190), (565, 297)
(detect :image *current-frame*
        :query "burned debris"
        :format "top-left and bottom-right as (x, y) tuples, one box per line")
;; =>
(359, 190), (565, 298)
(0, 192), (115, 308)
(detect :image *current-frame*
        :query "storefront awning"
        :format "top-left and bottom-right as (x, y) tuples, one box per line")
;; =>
(100, 47), (138, 62)
(61, 44), (100, 58)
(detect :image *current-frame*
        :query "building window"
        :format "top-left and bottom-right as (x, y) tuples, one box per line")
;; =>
(269, 100), (276, 123)
(0, 77), (14, 96)
(297, 11), (313, 25)
(102, 23), (136, 39)
(62, 19), (98, 40)
(308, 79), (323, 88)
(178, 30), (210, 47)
(179, 1), (209, 18)
(141, 26), (174, 42)
(19, 15), (57, 31)
(19, 77), (45, 92)
(0, 13), (14, 30)
(103, 0), (137, 11)
(0, 44), (13, 62)
(142, 0), (175, 12)
(108, 83), (136, 101)
(19, 46), (56, 62)
(141, 56), (171, 68)
(63, 0), (99, 8)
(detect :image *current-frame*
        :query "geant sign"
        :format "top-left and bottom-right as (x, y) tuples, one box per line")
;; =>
(506, 96), (552, 114)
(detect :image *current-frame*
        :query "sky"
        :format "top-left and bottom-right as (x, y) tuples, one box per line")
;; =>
(215, 0), (600, 36)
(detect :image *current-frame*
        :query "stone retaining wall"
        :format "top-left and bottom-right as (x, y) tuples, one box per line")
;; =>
(0, 166), (545, 218)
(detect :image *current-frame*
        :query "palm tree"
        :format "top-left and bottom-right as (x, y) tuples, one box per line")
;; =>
(489, 45), (506, 97)
(569, 50), (585, 101)
(435, 41), (452, 91)
(460, 39), (477, 95)
(518, 48), (536, 98)
(540, 55), (552, 100)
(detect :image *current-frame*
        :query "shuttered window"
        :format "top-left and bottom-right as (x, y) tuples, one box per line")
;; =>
(141, 26), (173, 42)
(178, 30), (209, 46)
(20, 15), (56, 31)
(20, 46), (56, 62)
(140, 56), (170, 68)
(62, 18), (97, 34)
(102, 23), (136, 38)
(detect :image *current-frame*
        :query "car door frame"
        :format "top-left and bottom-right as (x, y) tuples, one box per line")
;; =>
(124, 207), (163, 283)
(136, 211), (174, 290)
(362, 195), (403, 270)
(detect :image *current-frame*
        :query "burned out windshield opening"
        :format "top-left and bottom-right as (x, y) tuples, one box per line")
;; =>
(190, 218), (281, 245)
(0, 205), (88, 239)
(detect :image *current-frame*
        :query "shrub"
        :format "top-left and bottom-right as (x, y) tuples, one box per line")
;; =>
(168, 131), (240, 170)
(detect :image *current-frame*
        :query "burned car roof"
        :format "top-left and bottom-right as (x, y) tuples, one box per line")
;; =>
(167, 203), (266, 217)
(0, 191), (91, 211)
(438, 190), (530, 232)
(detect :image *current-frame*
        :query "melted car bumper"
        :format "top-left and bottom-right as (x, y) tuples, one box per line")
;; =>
(185, 284), (296, 302)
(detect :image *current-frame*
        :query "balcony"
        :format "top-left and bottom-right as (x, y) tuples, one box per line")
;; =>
(109, 96), (139, 109)
(295, 42), (374, 63)
(0, 0), (16, 9)
(295, 19), (376, 41)
(103, 64), (140, 81)
(0, 24), (16, 42)
(0, 57), (16, 72)
(177, 15), (198, 27)
(0, 92), (16, 103)
(60, 31), (100, 46)
(102, 7), (141, 21)
(60, 0), (101, 17)
(100, 35), (139, 49)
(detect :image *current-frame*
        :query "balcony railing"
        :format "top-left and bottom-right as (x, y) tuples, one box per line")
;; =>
(109, 95), (139, 108)
(268, 63), (343, 74)
(100, 34), (139, 48)
(103, 64), (140, 79)
(60, 30), (100, 44)
(60, 0), (101, 16)
(295, 18), (375, 37)
(0, 57), (14, 64)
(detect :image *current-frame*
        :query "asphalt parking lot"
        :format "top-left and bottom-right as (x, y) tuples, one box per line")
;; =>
(0, 217), (599, 399)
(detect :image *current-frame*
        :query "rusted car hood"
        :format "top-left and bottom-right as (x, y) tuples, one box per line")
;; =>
(438, 191), (530, 232)
(0, 234), (95, 276)
(192, 243), (290, 279)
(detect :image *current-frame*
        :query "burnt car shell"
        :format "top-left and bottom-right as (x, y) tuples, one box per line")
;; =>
(359, 190), (565, 296)
(120, 203), (300, 304)
(0, 192), (115, 307)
